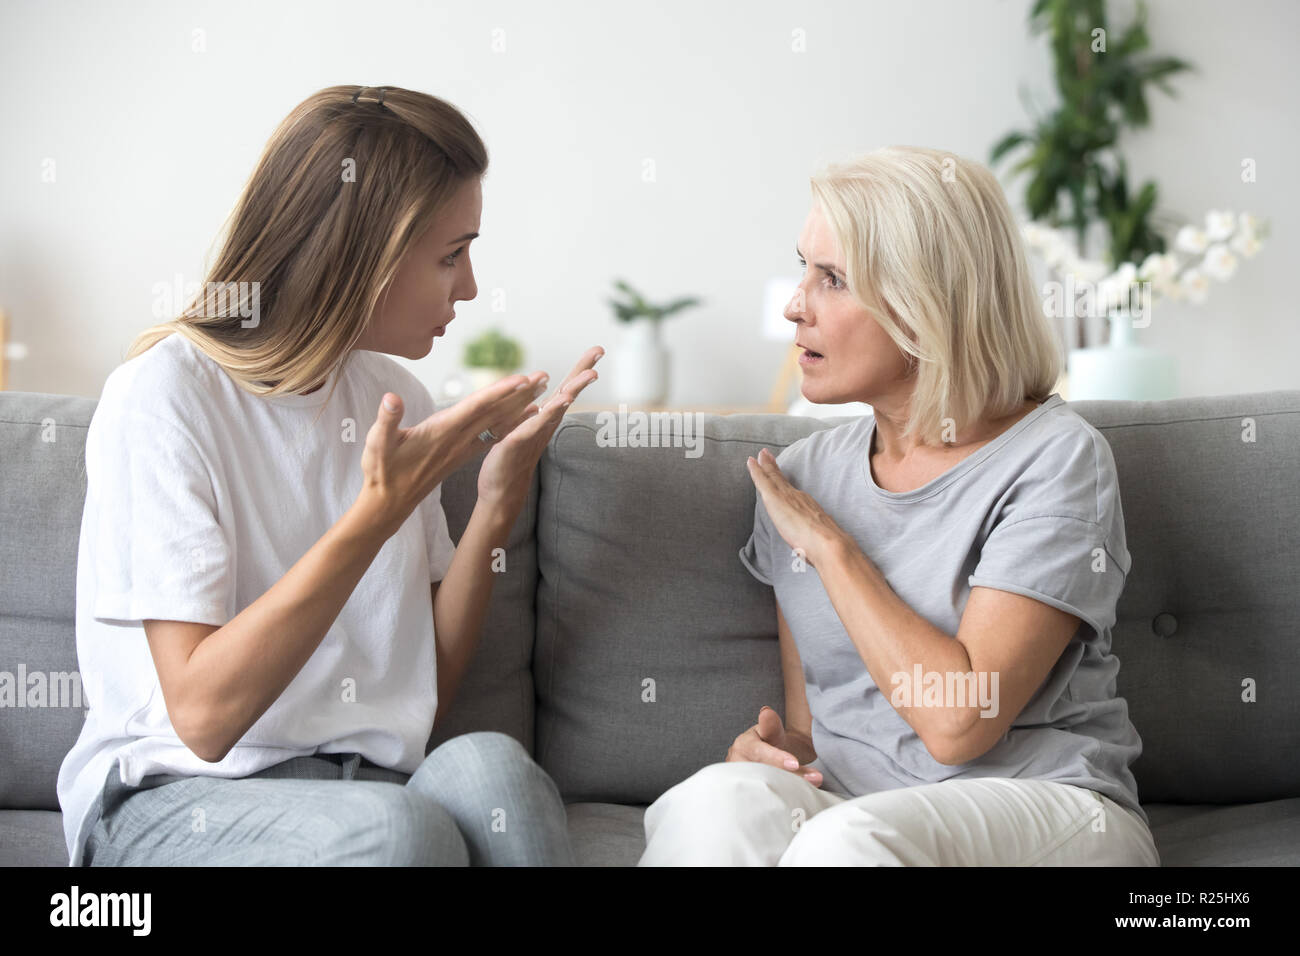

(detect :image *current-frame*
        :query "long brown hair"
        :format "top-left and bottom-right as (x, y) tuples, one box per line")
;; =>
(126, 85), (488, 405)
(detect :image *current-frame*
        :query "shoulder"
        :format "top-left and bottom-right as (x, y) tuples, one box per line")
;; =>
(95, 333), (225, 439)
(775, 415), (872, 475)
(1000, 398), (1122, 526)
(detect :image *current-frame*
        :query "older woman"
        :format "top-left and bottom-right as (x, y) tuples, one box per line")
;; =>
(639, 146), (1159, 866)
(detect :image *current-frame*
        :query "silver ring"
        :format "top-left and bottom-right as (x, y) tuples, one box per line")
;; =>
(477, 428), (499, 443)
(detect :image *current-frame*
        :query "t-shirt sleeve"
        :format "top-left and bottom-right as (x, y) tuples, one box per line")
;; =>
(87, 407), (233, 628)
(422, 485), (458, 584)
(739, 490), (775, 586)
(967, 429), (1132, 642)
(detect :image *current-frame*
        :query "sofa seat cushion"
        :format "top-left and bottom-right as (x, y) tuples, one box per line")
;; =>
(0, 809), (68, 866)
(565, 802), (646, 866)
(1146, 798), (1300, 866)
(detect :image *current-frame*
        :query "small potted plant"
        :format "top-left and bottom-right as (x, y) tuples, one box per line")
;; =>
(607, 278), (701, 405)
(463, 328), (524, 391)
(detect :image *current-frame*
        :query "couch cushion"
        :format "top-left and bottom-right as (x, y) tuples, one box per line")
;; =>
(534, 412), (852, 805)
(1145, 798), (1300, 866)
(0, 809), (69, 866)
(0, 393), (96, 810)
(565, 802), (647, 867)
(1070, 391), (1300, 804)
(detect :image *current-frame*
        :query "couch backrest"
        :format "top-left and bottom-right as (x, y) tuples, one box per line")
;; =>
(0, 394), (96, 809)
(534, 392), (1300, 807)
(0, 391), (537, 812)
(5, 389), (1298, 811)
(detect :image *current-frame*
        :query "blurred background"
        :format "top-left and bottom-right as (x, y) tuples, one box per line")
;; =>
(1, 0), (1296, 409)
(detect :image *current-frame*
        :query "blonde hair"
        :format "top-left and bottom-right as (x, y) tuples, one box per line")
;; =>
(126, 85), (488, 407)
(809, 146), (1061, 446)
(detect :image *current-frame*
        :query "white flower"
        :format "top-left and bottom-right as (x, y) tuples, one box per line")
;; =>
(1138, 252), (1178, 284)
(1043, 239), (1072, 270)
(1202, 244), (1238, 281)
(1069, 258), (1110, 283)
(1022, 222), (1049, 248)
(1180, 269), (1209, 304)
(1205, 210), (1236, 242)
(1175, 225), (1208, 254)
(1230, 232), (1261, 258)
(1238, 212), (1261, 240)
(1097, 262), (1138, 312)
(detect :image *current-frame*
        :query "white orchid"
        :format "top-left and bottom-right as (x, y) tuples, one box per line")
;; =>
(1175, 225), (1208, 254)
(1138, 252), (1178, 283)
(1202, 244), (1238, 281)
(1068, 258), (1110, 283)
(1230, 232), (1261, 258)
(1205, 210), (1236, 242)
(1180, 269), (1209, 304)
(1020, 210), (1265, 314)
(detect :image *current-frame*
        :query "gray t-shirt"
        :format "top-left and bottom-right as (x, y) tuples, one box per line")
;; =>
(740, 393), (1147, 824)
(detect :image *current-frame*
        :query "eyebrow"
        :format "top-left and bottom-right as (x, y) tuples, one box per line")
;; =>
(795, 244), (842, 275)
(448, 232), (479, 245)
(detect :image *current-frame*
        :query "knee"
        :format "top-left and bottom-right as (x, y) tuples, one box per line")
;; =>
(312, 787), (468, 866)
(419, 732), (545, 790)
(780, 804), (907, 866)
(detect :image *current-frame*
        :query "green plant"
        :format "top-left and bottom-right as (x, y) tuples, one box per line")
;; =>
(463, 328), (523, 370)
(990, 0), (1192, 268)
(607, 279), (702, 323)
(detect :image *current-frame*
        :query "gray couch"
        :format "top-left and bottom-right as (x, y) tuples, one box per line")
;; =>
(3, 388), (1299, 866)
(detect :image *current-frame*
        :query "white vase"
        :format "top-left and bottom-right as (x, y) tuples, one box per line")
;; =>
(1066, 312), (1177, 401)
(612, 318), (669, 405)
(466, 367), (515, 392)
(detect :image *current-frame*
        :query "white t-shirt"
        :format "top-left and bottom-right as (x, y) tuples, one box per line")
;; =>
(56, 333), (458, 866)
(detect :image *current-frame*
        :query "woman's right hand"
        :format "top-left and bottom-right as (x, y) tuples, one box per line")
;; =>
(726, 706), (823, 786)
(355, 372), (549, 536)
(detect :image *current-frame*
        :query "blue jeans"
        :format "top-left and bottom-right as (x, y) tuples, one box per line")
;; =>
(83, 732), (573, 866)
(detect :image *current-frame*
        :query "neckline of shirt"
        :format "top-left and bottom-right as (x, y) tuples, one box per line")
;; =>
(860, 393), (1064, 502)
(259, 360), (350, 407)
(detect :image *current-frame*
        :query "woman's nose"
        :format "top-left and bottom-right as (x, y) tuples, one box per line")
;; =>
(784, 286), (808, 323)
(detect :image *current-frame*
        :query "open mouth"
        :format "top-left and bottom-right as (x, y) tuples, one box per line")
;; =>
(799, 348), (825, 364)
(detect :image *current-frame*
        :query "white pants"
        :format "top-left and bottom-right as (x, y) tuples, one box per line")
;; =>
(639, 761), (1160, 866)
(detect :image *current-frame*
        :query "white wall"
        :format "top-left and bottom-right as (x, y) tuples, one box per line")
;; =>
(2, 0), (1295, 403)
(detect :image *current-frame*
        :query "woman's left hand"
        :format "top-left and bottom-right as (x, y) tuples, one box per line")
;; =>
(746, 447), (849, 567)
(476, 346), (603, 512)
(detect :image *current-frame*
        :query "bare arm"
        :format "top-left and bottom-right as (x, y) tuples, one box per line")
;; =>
(776, 601), (817, 766)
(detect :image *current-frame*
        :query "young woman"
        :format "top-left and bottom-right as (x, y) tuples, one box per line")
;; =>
(57, 85), (600, 866)
(640, 146), (1160, 866)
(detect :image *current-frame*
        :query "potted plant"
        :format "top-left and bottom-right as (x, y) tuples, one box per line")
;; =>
(607, 278), (701, 405)
(463, 328), (523, 391)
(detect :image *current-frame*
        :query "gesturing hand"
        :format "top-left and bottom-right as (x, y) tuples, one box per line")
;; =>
(476, 345), (603, 510)
(726, 706), (822, 787)
(356, 370), (556, 537)
(745, 447), (848, 568)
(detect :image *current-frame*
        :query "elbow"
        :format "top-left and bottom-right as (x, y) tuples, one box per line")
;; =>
(172, 700), (233, 764)
(924, 714), (991, 767)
